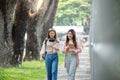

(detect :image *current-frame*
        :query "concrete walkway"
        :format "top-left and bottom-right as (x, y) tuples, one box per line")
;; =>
(44, 46), (91, 80)
(57, 46), (91, 80)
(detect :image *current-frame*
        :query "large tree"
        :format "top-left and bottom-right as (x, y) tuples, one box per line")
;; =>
(0, 0), (17, 67)
(25, 0), (59, 60)
(0, 0), (59, 67)
(11, 0), (29, 66)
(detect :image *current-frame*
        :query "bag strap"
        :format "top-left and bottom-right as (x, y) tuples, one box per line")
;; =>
(44, 38), (48, 50)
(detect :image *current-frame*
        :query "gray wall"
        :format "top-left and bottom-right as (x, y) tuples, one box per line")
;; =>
(90, 0), (120, 80)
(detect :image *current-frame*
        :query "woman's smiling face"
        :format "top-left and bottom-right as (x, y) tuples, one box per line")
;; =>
(49, 31), (55, 38)
(67, 32), (73, 40)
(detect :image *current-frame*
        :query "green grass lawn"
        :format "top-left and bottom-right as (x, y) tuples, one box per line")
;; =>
(0, 53), (65, 80)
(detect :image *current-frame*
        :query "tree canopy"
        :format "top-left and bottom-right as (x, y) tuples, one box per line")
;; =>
(54, 0), (91, 26)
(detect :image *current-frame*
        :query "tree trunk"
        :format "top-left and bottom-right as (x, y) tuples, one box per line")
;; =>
(0, 0), (59, 66)
(0, 0), (17, 67)
(25, 0), (59, 60)
(11, 0), (29, 66)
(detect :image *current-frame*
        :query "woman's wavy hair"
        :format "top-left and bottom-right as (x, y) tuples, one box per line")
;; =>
(46, 28), (58, 41)
(66, 29), (77, 48)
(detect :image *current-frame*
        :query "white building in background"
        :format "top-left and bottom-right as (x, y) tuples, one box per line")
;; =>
(53, 26), (84, 34)
(53, 26), (84, 42)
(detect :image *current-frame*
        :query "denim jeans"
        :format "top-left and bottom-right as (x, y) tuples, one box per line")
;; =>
(45, 53), (58, 80)
(65, 53), (77, 80)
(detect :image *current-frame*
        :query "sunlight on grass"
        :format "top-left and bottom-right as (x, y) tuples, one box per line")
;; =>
(58, 52), (65, 65)
(0, 60), (46, 80)
(0, 53), (65, 80)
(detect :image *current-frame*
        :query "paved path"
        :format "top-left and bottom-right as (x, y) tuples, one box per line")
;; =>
(44, 46), (91, 80)
(57, 47), (91, 80)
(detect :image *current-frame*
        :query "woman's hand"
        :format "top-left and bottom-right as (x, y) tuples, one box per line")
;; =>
(39, 54), (43, 61)
(62, 45), (69, 53)
(47, 43), (52, 47)
(66, 45), (69, 51)
(69, 49), (76, 54)
(69, 49), (74, 52)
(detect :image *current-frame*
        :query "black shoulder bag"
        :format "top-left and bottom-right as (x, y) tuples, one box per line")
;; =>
(42, 39), (47, 60)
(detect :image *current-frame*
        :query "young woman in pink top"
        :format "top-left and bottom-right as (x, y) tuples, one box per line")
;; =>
(62, 29), (82, 80)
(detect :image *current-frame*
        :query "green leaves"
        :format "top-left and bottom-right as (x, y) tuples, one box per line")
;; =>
(54, 0), (91, 26)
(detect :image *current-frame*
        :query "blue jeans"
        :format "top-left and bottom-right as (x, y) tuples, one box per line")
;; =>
(45, 53), (58, 80)
(65, 53), (77, 80)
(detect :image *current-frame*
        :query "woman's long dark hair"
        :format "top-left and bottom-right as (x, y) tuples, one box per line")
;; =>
(66, 29), (77, 48)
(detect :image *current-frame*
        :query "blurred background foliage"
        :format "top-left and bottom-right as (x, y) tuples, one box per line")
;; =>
(54, 0), (91, 26)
